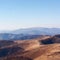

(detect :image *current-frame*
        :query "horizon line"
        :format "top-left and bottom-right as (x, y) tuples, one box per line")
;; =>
(0, 27), (60, 31)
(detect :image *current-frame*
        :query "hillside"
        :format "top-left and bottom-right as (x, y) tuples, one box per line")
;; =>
(0, 35), (60, 60)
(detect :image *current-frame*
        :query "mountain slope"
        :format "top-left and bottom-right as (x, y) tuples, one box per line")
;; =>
(0, 35), (60, 60)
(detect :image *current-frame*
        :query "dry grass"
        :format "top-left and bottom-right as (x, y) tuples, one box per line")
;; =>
(0, 35), (60, 60)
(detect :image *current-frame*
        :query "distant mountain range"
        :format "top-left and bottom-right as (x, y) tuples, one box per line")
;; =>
(11, 27), (60, 35)
(0, 27), (60, 40)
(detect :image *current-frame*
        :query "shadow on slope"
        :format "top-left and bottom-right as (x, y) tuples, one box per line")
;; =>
(0, 40), (15, 47)
(40, 34), (60, 44)
(0, 46), (24, 57)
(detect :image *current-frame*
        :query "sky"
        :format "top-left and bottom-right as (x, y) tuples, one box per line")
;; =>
(0, 0), (60, 30)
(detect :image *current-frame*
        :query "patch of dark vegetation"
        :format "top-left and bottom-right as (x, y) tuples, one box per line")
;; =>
(40, 38), (54, 44)
(54, 34), (60, 38)
(40, 35), (60, 45)
(0, 46), (24, 57)
(0, 40), (15, 47)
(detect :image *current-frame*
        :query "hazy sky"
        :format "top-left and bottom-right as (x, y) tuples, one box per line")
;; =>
(0, 0), (60, 30)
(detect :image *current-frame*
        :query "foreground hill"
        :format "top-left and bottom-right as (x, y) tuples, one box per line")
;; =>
(0, 35), (60, 60)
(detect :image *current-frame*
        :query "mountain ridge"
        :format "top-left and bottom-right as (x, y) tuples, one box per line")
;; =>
(0, 27), (60, 40)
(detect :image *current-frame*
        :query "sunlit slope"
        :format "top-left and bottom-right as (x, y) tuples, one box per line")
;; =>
(0, 35), (60, 60)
